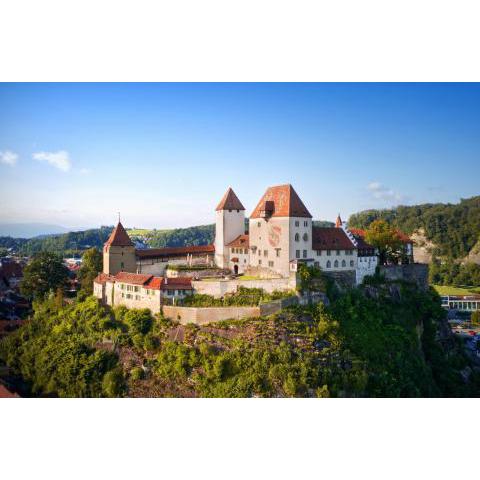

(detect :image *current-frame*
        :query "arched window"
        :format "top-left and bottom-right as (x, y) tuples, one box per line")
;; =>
(303, 233), (308, 241)
(334, 260), (339, 268)
(350, 260), (354, 267)
(341, 260), (346, 267)
(295, 233), (300, 242)
(326, 260), (331, 268)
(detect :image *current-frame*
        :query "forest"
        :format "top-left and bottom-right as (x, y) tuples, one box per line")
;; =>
(348, 195), (480, 260)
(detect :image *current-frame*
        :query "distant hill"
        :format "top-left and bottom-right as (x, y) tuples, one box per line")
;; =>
(348, 195), (480, 260)
(0, 223), (70, 238)
(0, 219), (335, 257)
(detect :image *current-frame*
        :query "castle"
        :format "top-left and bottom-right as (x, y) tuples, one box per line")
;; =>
(94, 184), (386, 312)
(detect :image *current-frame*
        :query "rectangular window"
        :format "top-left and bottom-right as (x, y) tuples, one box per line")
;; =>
(268, 261), (274, 267)
(316, 250), (321, 256)
(327, 250), (331, 256)
(336, 250), (341, 256)
(295, 220), (299, 227)
(264, 250), (268, 257)
(304, 221), (308, 227)
(126, 293), (132, 299)
(275, 248), (281, 257)
(258, 259), (262, 265)
(134, 286), (139, 292)
(296, 250), (300, 259)
(135, 295), (140, 301)
(303, 250), (307, 258)
(258, 222), (261, 228)
(244, 249), (248, 254)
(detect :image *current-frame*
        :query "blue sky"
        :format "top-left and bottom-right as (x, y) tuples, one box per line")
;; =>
(1, 83), (479, 230)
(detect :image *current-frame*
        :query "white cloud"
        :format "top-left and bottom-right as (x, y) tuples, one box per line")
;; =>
(367, 181), (404, 202)
(0, 150), (18, 166)
(33, 150), (72, 172)
(79, 167), (92, 175)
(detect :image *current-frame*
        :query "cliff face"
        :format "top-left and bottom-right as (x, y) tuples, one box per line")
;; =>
(411, 229), (435, 264)
(464, 237), (480, 265)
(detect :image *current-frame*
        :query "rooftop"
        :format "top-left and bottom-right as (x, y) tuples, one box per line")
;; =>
(216, 187), (245, 211)
(250, 184), (312, 219)
(104, 222), (134, 248)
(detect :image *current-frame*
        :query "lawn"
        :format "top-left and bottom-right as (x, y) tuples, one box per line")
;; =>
(237, 275), (262, 281)
(433, 285), (480, 296)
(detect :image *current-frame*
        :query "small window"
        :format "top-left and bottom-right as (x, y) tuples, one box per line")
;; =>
(303, 250), (307, 258)
(304, 221), (308, 227)
(264, 250), (268, 257)
(327, 250), (331, 256)
(120, 262), (125, 270)
(314, 261), (319, 267)
(326, 260), (331, 268)
(316, 250), (321, 256)
(296, 250), (300, 259)
(295, 220), (299, 227)
(303, 233), (308, 242)
(259, 259), (262, 265)
(258, 222), (261, 228)
(341, 260), (346, 267)
(268, 261), (274, 267)
(336, 250), (341, 256)
(276, 248), (281, 257)
(350, 260), (354, 267)
(334, 260), (339, 268)
(295, 233), (300, 242)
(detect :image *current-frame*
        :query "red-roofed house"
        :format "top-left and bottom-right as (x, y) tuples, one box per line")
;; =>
(93, 271), (193, 313)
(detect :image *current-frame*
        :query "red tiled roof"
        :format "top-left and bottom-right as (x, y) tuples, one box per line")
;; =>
(114, 272), (153, 285)
(250, 184), (312, 219)
(93, 273), (114, 285)
(227, 234), (249, 248)
(349, 227), (411, 244)
(0, 384), (19, 398)
(312, 227), (355, 250)
(216, 187), (245, 211)
(161, 277), (193, 290)
(104, 222), (133, 247)
(136, 244), (215, 259)
(144, 276), (162, 290)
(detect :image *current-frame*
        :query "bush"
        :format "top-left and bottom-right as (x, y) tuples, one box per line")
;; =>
(130, 367), (144, 381)
(102, 369), (125, 397)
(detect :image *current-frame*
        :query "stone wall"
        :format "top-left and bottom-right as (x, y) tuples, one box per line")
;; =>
(379, 263), (429, 290)
(192, 276), (297, 299)
(162, 295), (300, 325)
(323, 270), (356, 290)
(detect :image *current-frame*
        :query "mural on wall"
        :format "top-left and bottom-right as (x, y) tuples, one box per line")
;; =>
(268, 225), (282, 247)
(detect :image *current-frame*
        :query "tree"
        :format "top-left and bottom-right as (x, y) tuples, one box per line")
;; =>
(78, 247), (103, 295)
(20, 251), (69, 300)
(364, 220), (403, 265)
(471, 311), (480, 326)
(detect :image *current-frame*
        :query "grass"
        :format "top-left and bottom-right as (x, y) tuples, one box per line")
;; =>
(237, 275), (261, 281)
(433, 285), (480, 296)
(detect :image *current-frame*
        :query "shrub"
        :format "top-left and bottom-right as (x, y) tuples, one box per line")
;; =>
(130, 367), (144, 381)
(102, 369), (125, 397)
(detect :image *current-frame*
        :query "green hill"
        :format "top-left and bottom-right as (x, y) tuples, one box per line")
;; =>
(348, 195), (480, 260)
(1, 279), (476, 397)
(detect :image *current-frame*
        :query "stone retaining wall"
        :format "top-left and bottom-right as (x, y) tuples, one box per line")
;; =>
(192, 276), (297, 299)
(162, 295), (299, 325)
(379, 263), (429, 290)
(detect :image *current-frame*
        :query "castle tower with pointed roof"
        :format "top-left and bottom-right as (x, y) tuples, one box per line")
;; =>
(215, 187), (246, 269)
(103, 221), (137, 275)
